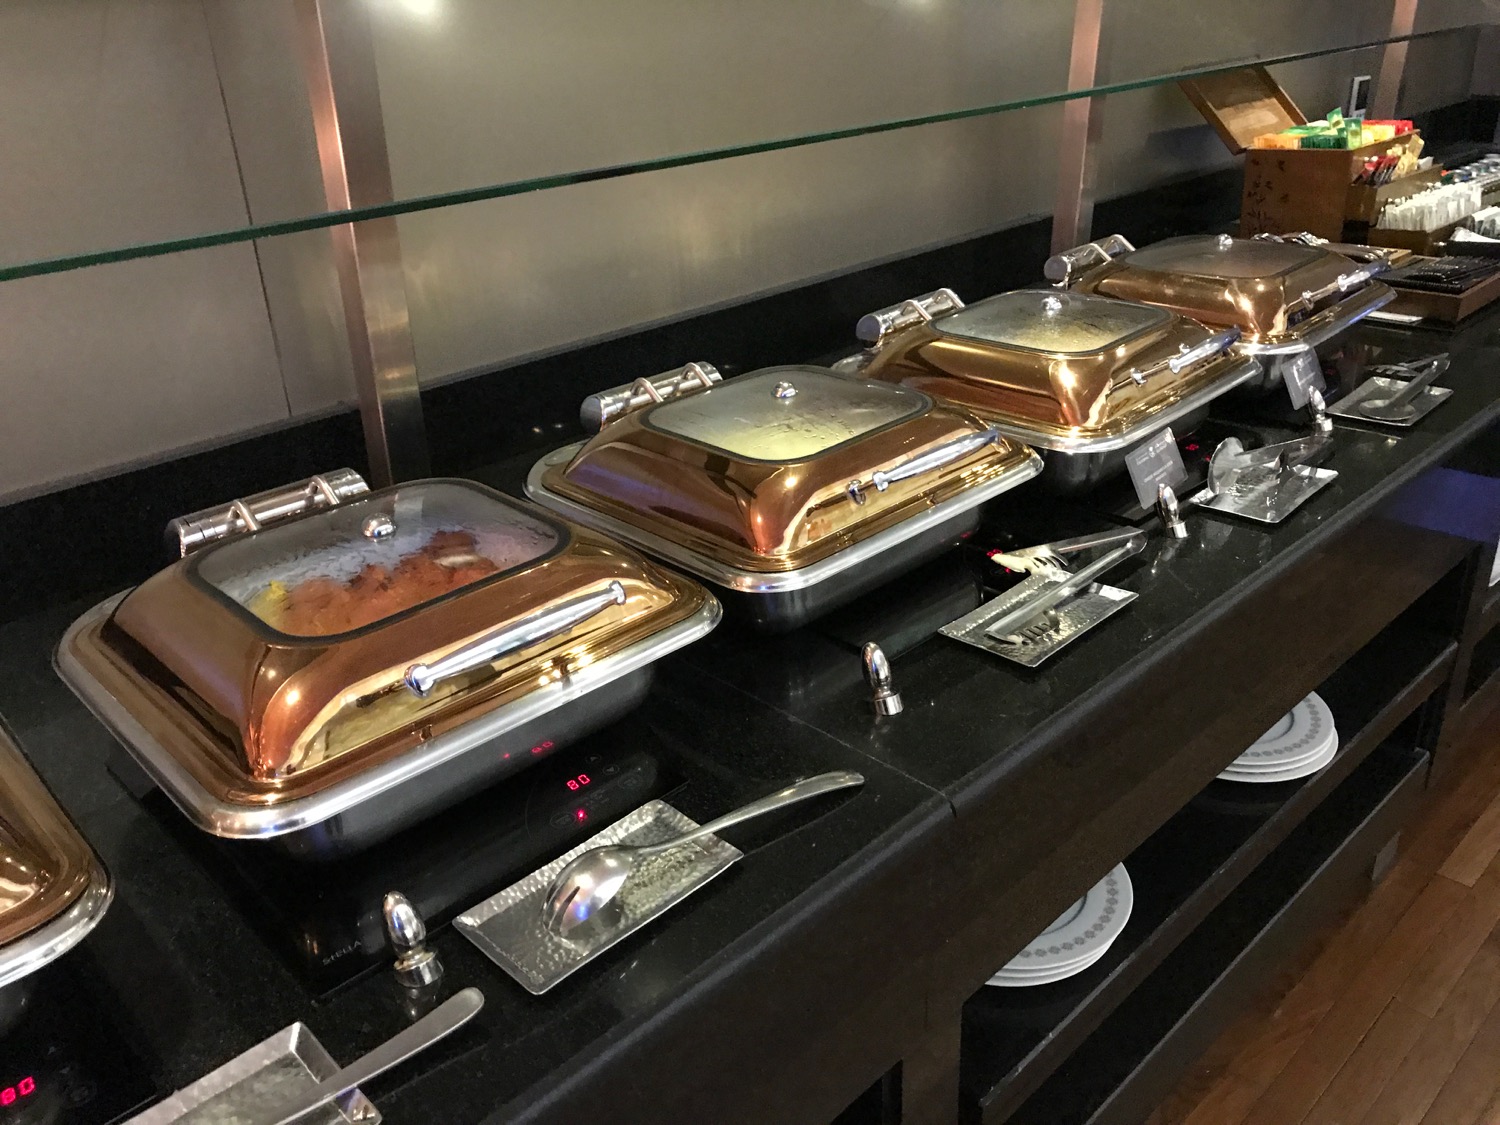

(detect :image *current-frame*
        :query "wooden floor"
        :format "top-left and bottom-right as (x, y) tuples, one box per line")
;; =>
(1148, 705), (1500, 1125)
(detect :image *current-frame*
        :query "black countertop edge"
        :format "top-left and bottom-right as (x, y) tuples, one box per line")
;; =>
(490, 790), (955, 1124)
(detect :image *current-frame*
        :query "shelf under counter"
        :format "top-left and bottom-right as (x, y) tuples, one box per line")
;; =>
(959, 614), (1455, 1125)
(1001, 742), (1429, 1125)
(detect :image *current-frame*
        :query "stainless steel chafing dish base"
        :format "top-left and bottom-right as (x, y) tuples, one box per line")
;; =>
(455, 800), (740, 995)
(1191, 464), (1339, 524)
(940, 577), (1136, 667)
(129, 1023), (379, 1124)
(58, 593), (720, 859)
(1324, 377), (1453, 428)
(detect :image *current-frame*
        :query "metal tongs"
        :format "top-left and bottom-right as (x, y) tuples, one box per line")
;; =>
(1358, 353), (1450, 423)
(985, 528), (1147, 643)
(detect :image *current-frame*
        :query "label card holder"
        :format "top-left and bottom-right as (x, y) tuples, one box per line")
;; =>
(1124, 427), (1188, 511)
(1283, 349), (1327, 410)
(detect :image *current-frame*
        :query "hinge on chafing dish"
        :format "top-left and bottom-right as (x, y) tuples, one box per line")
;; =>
(1043, 233), (1137, 287)
(579, 362), (722, 433)
(164, 469), (370, 557)
(855, 288), (966, 348)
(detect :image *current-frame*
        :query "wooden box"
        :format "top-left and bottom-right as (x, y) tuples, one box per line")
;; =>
(1179, 67), (1427, 241)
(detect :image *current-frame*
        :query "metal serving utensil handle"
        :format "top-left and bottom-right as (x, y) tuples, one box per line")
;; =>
(983, 537), (1145, 641)
(405, 581), (627, 697)
(847, 428), (1000, 505)
(634, 771), (866, 857)
(855, 288), (965, 345)
(1374, 353), (1449, 409)
(264, 988), (484, 1125)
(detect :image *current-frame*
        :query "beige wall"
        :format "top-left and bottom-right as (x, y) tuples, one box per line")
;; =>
(0, 0), (1492, 502)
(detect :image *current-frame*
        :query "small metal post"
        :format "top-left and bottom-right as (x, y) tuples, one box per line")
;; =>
(1051, 0), (1107, 254)
(1371, 0), (1420, 120)
(295, 0), (430, 486)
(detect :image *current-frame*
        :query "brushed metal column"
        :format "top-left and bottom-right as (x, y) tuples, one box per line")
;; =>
(295, 0), (429, 485)
(1371, 0), (1420, 119)
(1050, 0), (1107, 254)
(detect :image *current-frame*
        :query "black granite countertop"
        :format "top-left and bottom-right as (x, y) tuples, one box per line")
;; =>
(2, 306), (1499, 1125)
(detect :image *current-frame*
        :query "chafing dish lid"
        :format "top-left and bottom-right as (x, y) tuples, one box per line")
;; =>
(935, 290), (1172, 353)
(78, 480), (710, 796)
(195, 480), (561, 639)
(857, 290), (1249, 446)
(1118, 235), (1316, 279)
(542, 366), (1035, 573)
(644, 366), (926, 461)
(0, 725), (103, 952)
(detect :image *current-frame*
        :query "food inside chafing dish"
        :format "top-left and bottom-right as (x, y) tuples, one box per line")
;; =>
(249, 529), (501, 636)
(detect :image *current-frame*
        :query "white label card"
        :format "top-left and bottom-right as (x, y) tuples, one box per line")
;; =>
(1490, 537), (1500, 587)
(1124, 427), (1188, 511)
(1283, 349), (1327, 410)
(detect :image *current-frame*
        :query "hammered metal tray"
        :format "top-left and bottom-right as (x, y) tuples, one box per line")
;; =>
(1325, 375), (1453, 427)
(940, 575), (1137, 667)
(1192, 463), (1339, 524)
(129, 1024), (378, 1124)
(455, 800), (742, 995)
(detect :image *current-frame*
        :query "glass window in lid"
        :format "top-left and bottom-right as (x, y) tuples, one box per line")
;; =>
(194, 482), (563, 639)
(936, 291), (1171, 353)
(1123, 236), (1312, 279)
(644, 367), (926, 462)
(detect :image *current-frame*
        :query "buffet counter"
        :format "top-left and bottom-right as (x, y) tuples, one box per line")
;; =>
(1, 306), (1498, 1125)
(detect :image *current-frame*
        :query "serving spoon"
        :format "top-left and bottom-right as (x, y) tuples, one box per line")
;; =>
(1357, 353), (1450, 423)
(543, 770), (865, 938)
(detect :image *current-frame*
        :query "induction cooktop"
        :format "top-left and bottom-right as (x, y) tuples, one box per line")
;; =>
(0, 961), (157, 1124)
(112, 720), (685, 997)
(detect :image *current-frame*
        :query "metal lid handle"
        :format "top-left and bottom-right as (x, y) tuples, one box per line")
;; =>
(405, 581), (627, 697)
(846, 428), (1000, 506)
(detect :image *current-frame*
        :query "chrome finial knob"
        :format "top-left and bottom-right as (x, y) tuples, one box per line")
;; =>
(774, 381), (797, 400)
(1041, 294), (1064, 315)
(1308, 387), (1333, 435)
(862, 642), (903, 717)
(1216, 233), (1234, 250)
(1156, 483), (1189, 540)
(384, 891), (443, 989)
(363, 514), (395, 540)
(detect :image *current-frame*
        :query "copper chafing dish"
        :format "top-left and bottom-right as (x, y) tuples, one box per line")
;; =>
(56, 475), (719, 858)
(841, 287), (1258, 493)
(0, 719), (112, 991)
(525, 364), (1042, 629)
(1044, 233), (1394, 391)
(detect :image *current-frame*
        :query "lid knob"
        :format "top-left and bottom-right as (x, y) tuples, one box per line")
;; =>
(363, 514), (396, 540)
(1041, 294), (1064, 315)
(384, 891), (443, 989)
(1156, 484), (1189, 540)
(773, 381), (798, 400)
(862, 642), (903, 717)
(1216, 233), (1234, 250)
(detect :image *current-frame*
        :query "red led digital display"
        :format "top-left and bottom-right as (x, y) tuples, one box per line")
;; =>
(0, 1077), (36, 1106)
(564, 773), (591, 791)
(530, 740), (556, 756)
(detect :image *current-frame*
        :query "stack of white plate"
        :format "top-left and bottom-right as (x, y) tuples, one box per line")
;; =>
(1218, 691), (1339, 784)
(987, 864), (1133, 987)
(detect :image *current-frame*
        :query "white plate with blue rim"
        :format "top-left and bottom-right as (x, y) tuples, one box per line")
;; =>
(987, 864), (1132, 987)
